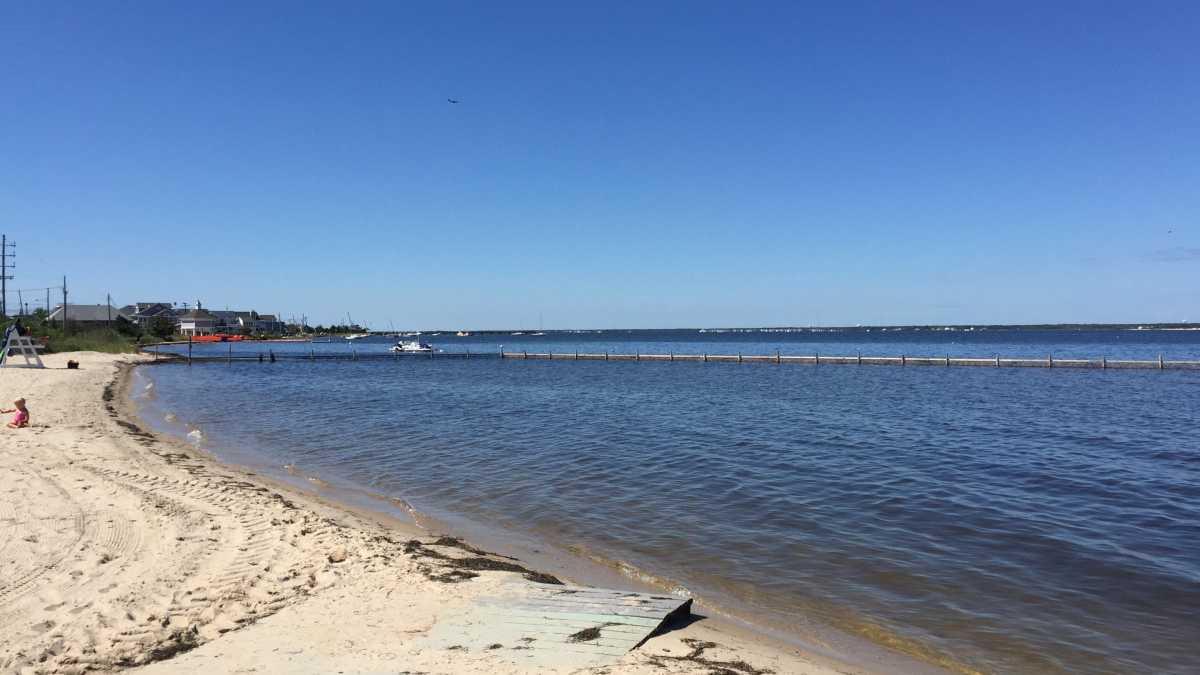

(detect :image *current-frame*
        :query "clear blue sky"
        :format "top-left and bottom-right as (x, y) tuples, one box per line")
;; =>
(2, 1), (1197, 328)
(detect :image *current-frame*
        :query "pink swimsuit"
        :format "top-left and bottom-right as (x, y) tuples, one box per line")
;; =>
(12, 410), (27, 426)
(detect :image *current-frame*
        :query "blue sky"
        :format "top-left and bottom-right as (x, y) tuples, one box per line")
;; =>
(2, 1), (1197, 328)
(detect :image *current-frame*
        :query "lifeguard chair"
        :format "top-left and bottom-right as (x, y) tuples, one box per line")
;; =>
(0, 325), (45, 368)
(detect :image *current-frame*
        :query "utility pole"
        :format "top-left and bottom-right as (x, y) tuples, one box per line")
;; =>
(107, 293), (112, 328)
(0, 235), (14, 318)
(45, 288), (50, 319)
(62, 276), (68, 332)
(16, 289), (23, 317)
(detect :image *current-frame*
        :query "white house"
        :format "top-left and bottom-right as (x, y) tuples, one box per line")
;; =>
(177, 307), (217, 336)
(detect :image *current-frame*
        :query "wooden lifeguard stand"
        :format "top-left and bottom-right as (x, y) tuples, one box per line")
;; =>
(0, 326), (45, 368)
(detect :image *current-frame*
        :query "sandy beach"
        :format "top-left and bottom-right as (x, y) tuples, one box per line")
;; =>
(0, 352), (884, 674)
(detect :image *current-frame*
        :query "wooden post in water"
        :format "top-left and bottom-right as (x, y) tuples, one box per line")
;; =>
(857, 351), (861, 366)
(1159, 354), (1164, 369)
(605, 351), (608, 361)
(188, 336), (192, 365)
(1048, 354), (1053, 368)
(154, 344), (159, 361)
(524, 350), (528, 359)
(901, 355), (906, 366)
(777, 349), (782, 364)
(228, 342), (232, 364)
(738, 352), (742, 363)
(1102, 356), (1107, 369)
(945, 355), (950, 367)
(703, 353), (707, 363)
(636, 350), (640, 361)
(995, 354), (1000, 367)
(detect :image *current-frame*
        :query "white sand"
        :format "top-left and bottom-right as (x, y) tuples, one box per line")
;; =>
(0, 353), (877, 674)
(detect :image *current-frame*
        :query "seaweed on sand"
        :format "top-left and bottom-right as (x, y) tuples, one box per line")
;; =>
(403, 539), (564, 585)
(647, 638), (773, 675)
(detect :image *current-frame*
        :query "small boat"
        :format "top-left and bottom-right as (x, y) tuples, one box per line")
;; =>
(390, 334), (434, 353)
(344, 333), (371, 340)
(456, 330), (471, 337)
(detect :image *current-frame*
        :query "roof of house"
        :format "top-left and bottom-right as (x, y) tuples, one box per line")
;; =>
(48, 304), (133, 322)
(129, 303), (175, 317)
(177, 308), (216, 321)
(213, 310), (262, 321)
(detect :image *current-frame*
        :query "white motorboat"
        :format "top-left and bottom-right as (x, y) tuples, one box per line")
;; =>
(390, 334), (434, 353)
(344, 333), (372, 340)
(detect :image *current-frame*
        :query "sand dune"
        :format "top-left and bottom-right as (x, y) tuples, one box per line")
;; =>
(0, 353), (868, 674)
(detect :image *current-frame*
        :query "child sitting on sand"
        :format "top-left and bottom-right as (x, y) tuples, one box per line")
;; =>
(2, 398), (29, 428)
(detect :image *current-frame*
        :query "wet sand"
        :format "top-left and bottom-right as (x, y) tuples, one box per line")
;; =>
(1, 352), (930, 674)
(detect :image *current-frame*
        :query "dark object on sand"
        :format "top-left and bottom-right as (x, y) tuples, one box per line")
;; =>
(66, 360), (79, 369)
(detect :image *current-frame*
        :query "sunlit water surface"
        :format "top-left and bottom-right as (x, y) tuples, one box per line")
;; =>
(141, 330), (1200, 674)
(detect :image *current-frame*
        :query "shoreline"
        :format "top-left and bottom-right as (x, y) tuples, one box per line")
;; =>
(1, 352), (933, 674)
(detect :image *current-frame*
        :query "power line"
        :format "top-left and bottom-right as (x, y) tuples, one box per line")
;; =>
(0, 235), (14, 318)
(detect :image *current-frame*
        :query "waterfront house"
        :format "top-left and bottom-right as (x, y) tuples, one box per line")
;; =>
(119, 302), (177, 330)
(209, 310), (287, 335)
(177, 307), (217, 336)
(47, 304), (134, 328)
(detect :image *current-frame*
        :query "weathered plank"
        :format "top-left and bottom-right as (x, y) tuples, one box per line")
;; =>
(421, 580), (692, 668)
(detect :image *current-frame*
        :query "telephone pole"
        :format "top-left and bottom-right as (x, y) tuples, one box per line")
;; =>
(0, 236), (15, 318)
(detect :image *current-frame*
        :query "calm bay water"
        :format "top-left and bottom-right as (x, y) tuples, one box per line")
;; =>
(143, 330), (1200, 674)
